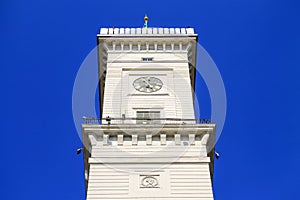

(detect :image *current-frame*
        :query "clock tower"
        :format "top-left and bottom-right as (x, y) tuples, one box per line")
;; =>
(82, 22), (216, 199)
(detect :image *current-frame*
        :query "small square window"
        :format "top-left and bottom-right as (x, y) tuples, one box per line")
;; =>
(142, 57), (153, 62)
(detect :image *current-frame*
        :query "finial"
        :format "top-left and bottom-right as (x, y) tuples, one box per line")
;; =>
(144, 14), (148, 22)
(143, 14), (148, 29)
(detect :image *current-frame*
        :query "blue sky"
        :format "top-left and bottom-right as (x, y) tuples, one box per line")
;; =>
(1, 0), (300, 199)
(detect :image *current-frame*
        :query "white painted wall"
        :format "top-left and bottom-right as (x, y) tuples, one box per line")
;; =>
(87, 163), (213, 200)
(102, 52), (195, 121)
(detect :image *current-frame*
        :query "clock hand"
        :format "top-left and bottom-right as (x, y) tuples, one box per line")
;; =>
(142, 78), (153, 89)
(142, 78), (150, 85)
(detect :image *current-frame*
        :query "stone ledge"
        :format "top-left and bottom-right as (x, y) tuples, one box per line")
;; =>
(88, 157), (211, 164)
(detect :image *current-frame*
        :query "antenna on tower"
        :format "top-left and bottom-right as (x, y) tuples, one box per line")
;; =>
(143, 14), (148, 29)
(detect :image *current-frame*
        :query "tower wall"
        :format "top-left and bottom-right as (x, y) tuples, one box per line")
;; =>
(82, 27), (215, 200)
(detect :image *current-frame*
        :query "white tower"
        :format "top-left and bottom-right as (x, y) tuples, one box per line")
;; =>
(82, 19), (216, 200)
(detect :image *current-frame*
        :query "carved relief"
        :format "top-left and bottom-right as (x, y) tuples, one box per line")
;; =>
(140, 175), (160, 188)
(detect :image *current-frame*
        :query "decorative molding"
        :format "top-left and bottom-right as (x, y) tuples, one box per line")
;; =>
(189, 133), (195, 145)
(98, 27), (197, 36)
(175, 134), (181, 145)
(118, 134), (123, 145)
(160, 134), (166, 145)
(103, 134), (109, 145)
(88, 135), (97, 146)
(132, 134), (138, 145)
(100, 40), (194, 54)
(89, 157), (211, 164)
(146, 134), (152, 145)
(201, 133), (210, 145)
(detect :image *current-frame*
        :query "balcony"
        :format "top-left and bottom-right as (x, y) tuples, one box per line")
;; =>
(83, 117), (212, 125)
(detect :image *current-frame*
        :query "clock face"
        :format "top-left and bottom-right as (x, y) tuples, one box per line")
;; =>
(133, 76), (163, 93)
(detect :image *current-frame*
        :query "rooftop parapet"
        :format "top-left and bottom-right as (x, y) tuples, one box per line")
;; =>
(98, 27), (197, 36)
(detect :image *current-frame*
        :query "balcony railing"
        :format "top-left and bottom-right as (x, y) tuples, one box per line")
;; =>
(83, 117), (212, 125)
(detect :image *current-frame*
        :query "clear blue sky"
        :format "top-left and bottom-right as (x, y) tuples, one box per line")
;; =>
(1, 0), (299, 199)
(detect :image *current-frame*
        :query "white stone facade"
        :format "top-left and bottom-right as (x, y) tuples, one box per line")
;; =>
(102, 51), (195, 122)
(82, 27), (215, 199)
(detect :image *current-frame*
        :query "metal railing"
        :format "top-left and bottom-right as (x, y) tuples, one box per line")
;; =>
(83, 117), (212, 125)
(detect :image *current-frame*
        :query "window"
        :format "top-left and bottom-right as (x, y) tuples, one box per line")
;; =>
(136, 111), (160, 124)
(142, 57), (153, 62)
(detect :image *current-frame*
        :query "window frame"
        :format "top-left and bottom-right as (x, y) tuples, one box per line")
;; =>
(136, 110), (161, 124)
